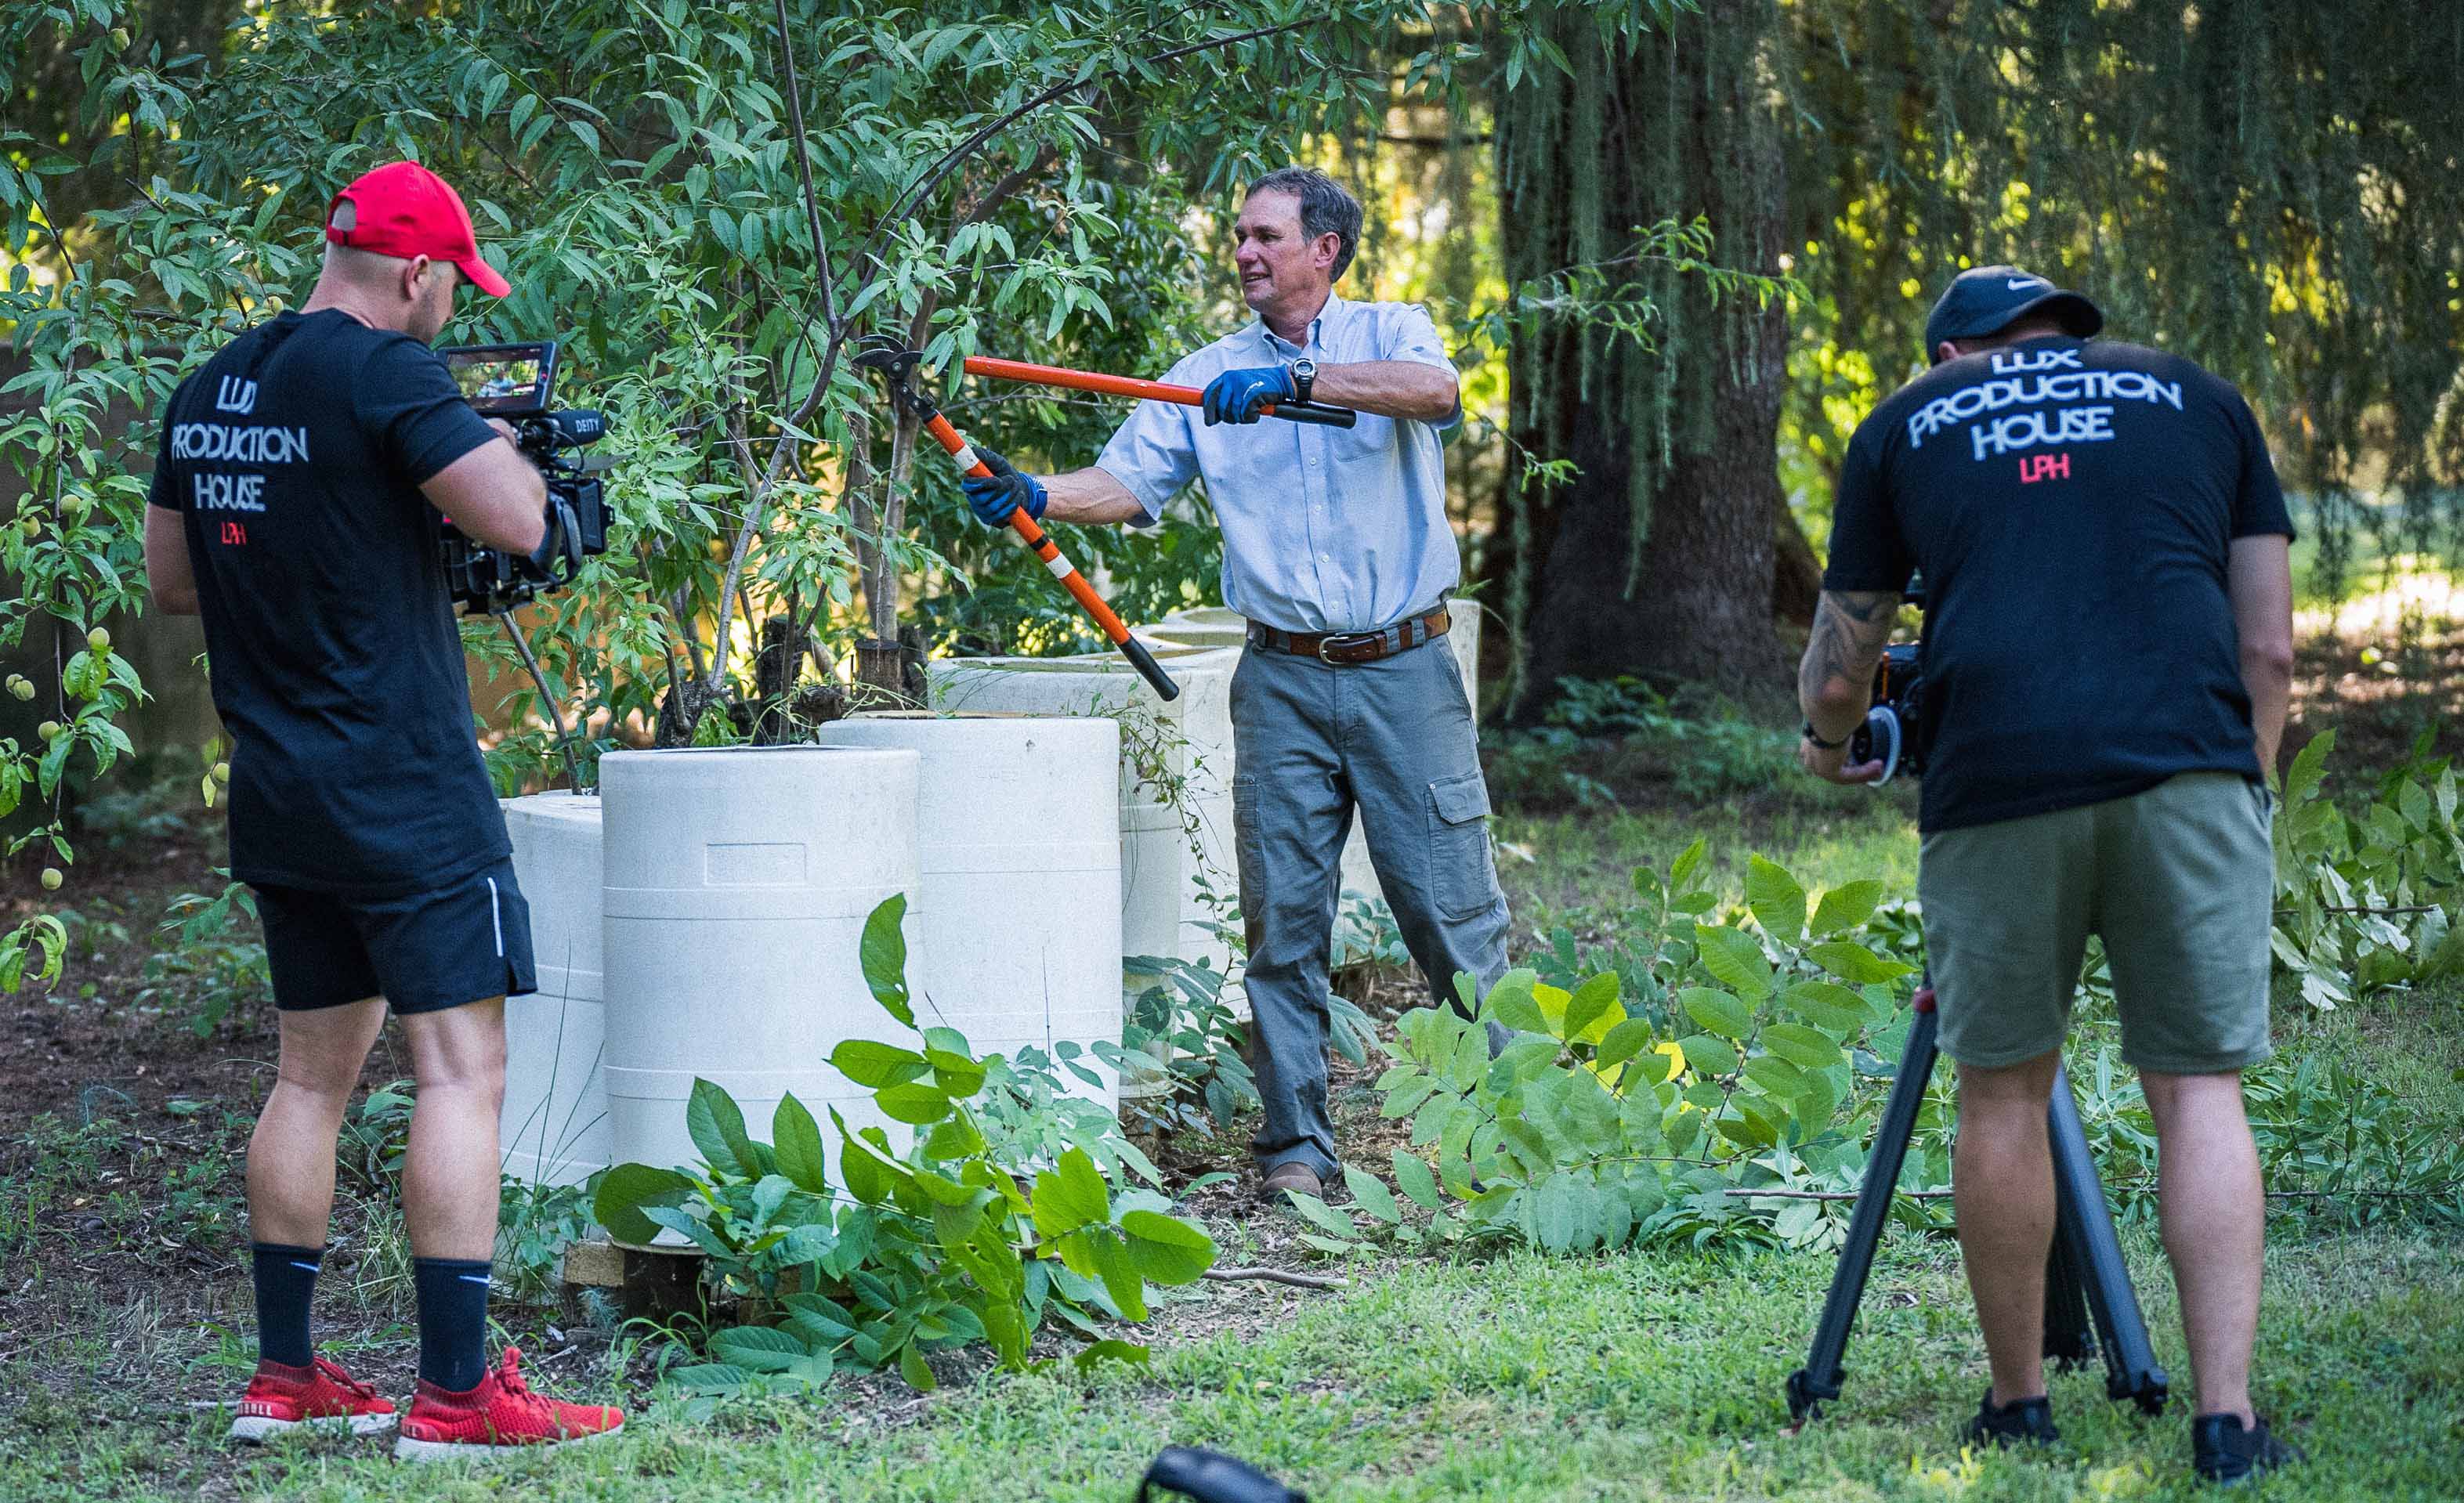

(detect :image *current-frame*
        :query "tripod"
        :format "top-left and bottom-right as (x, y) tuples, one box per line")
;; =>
(1786, 982), (2169, 1423)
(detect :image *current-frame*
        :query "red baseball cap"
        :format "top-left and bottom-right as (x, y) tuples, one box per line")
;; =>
(325, 161), (511, 298)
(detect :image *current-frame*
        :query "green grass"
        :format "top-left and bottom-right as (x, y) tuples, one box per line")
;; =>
(27, 1227), (2455, 1501)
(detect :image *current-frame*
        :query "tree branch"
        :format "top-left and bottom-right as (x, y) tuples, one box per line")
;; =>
(1202, 1266), (1350, 1289)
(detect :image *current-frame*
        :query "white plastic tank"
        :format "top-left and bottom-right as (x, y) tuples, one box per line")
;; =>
(812, 714), (1122, 1114)
(927, 647), (1237, 979)
(499, 792), (609, 1187)
(599, 746), (922, 1180)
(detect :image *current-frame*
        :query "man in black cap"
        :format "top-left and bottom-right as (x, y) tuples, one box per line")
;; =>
(1794, 266), (2300, 1485)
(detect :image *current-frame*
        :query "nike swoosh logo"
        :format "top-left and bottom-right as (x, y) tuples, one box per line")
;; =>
(2007, 278), (2046, 291)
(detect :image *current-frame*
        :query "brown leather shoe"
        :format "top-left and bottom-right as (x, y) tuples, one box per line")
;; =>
(1261, 1163), (1325, 1200)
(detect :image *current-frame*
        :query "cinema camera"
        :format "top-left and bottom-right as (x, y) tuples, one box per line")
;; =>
(1847, 583), (1927, 783)
(434, 341), (612, 614)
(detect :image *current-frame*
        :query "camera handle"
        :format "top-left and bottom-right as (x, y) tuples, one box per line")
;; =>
(495, 609), (588, 794)
(1786, 978), (2168, 1425)
(1137, 1447), (1305, 1503)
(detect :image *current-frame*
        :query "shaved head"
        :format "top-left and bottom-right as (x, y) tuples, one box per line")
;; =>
(309, 240), (459, 343)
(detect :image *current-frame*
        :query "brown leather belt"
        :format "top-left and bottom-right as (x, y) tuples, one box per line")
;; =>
(1245, 608), (1450, 665)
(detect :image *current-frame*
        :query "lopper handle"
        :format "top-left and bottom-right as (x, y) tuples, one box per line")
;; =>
(961, 355), (1358, 428)
(918, 412), (1181, 703)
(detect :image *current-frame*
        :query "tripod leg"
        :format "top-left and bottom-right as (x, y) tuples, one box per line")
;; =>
(1788, 995), (1941, 1423)
(2042, 1209), (2097, 1369)
(2047, 1067), (2170, 1414)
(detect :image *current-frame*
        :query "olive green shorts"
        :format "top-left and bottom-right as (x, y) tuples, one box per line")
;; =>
(1918, 771), (2274, 1075)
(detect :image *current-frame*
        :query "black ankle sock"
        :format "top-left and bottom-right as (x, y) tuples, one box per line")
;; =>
(411, 1257), (493, 1392)
(250, 1242), (324, 1368)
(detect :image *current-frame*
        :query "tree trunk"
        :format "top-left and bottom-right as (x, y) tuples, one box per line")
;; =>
(1494, 1), (1792, 720)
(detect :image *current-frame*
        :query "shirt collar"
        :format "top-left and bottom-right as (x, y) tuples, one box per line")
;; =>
(1253, 291), (1348, 356)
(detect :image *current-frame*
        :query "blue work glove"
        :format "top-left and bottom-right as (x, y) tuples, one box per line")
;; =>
(1200, 363), (1298, 426)
(959, 444), (1047, 527)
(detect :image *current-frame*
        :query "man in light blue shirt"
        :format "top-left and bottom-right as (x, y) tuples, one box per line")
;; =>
(962, 168), (1510, 1201)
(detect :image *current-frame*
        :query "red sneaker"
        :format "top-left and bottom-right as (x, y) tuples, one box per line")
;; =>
(228, 1355), (398, 1442)
(393, 1346), (624, 1462)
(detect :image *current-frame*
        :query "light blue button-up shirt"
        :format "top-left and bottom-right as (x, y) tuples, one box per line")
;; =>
(1095, 294), (1461, 634)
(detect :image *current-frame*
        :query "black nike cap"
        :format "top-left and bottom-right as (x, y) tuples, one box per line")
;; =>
(1923, 265), (2104, 363)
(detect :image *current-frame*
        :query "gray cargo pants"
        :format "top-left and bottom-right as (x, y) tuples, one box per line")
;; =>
(1230, 638), (1511, 1179)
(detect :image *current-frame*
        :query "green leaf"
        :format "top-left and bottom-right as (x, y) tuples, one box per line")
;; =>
(1680, 986), (1753, 1041)
(860, 894), (915, 1026)
(710, 1324), (807, 1373)
(592, 1162), (693, 1245)
(1785, 980), (1868, 1032)
(897, 1342), (937, 1392)
(1668, 836), (1708, 891)
(1073, 1339), (1152, 1371)
(923, 1115), (985, 1159)
(1762, 1022), (1845, 1071)
(1031, 1147), (1111, 1238)
(1806, 941), (1915, 985)
(686, 1078), (755, 1177)
(1597, 1017), (1655, 1071)
(830, 1039), (929, 1089)
(1561, 972), (1619, 1042)
(1391, 1150), (1442, 1209)
(1679, 1034), (1739, 1077)
(1530, 1171), (1579, 1252)
(924, 1047), (988, 1100)
(1694, 924), (1774, 999)
(1120, 1209), (1216, 1283)
(1745, 856), (1807, 942)
(1342, 1165), (1403, 1224)
(1810, 879), (1884, 938)
(1086, 1227), (1149, 1320)
(772, 1093), (829, 1194)
(1795, 1072), (1840, 1133)
(1285, 1191), (1364, 1243)
(668, 1362), (752, 1394)
(1482, 969), (1547, 1032)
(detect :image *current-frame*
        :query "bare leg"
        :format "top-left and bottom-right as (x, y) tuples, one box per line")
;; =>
(248, 999), (388, 1247)
(2140, 1069), (2263, 1425)
(1953, 1049), (2062, 1406)
(398, 999), (508, 1261)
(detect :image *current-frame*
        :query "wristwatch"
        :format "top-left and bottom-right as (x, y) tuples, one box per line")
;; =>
(1801, 720), (1848, 750)
(1290, 356), (1316, 405)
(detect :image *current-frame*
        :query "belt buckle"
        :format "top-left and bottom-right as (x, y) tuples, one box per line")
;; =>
(1317, 630), (1376, 664)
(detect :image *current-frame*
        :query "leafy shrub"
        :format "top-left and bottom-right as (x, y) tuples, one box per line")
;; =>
(593, 895), (1216, 1397)
(142, 875), (268, 1037)
(1113, 950), (1377, 1142)
(1292, 844), (1930, 1256)
(2270, 729), (2464, 1008)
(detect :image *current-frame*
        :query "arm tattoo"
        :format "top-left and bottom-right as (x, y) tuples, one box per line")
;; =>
(1797, 590), (1901, 713)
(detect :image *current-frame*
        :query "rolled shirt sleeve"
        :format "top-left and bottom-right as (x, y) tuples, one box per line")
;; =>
(1380, 302), (1463, 431)
(1095, 382), (1200, 526)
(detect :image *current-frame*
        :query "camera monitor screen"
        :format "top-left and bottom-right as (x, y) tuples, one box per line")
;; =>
(440, 341), (558, 416)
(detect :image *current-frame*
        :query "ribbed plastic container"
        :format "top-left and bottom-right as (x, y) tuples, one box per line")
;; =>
(812, 714), (1123, 1114)
(927, 648), (1236, 978)
(499, 792), (608, 1187)
(599, 746), (921, 1179)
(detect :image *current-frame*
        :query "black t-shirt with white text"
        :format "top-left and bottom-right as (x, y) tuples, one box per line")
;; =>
(147, 309), (508, 896)
(1822, 335), (2293, 833)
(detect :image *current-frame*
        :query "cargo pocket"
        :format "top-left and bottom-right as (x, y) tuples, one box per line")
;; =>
(1427, 771), (1496, 921)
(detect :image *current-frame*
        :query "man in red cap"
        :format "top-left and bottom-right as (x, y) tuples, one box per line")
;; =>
(143, 159), (622, 1459)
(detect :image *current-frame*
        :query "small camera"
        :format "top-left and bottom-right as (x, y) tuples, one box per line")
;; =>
(433, 341), (612, 614)
(1848, 640), (1924, 783)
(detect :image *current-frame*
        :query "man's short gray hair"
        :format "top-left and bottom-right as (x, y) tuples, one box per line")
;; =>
(1246, 167), (1363, 283)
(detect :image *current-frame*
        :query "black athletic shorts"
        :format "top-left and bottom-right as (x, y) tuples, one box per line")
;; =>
(253, 856), (537, 1014)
